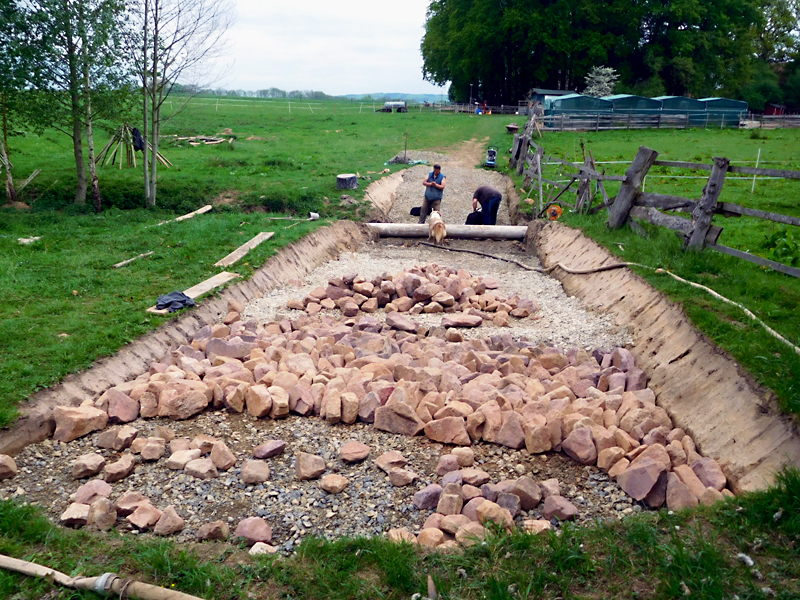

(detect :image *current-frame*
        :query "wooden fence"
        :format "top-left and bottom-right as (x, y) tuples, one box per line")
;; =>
(530, 112), (743, 131)
(510, 135), (800, 278)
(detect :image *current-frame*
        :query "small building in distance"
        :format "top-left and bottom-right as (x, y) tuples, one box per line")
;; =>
(700, 97), (749, 126)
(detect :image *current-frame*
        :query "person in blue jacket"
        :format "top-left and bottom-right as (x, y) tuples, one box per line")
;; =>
(419, 164), (446, 223)
(472, 185), (502, 225)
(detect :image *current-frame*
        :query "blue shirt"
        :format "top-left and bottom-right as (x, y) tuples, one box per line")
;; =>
(425, 171), (444, 201)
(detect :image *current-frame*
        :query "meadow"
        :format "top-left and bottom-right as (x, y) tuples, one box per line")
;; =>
(1, 97), (800, 599)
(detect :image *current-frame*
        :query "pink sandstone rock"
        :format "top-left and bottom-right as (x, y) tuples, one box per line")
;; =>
(388, 468), (417, 486)
(374, 403), (425, 436)
(666, 473), (699, 511)
(319, 474), (349, 493)
(140, 438), (167, 461)
(54, 405), (109, 442)
(691, 457), (727, 491)
(461, 468), (491, 486)
(417, 528), (444, 548)
(197, 520), (230, 541)
(441, 314), (483, 328)
(241, 460), (270, 484)
(103, 454), (136, 483)
(561, 427), (597, 465)
(452, 447), (475, 466)
(617, 457), (666, 501)
(86, 498), (116, 531)
(424, 417), (471, 446)
(184, 458), (218, 480)
(508, 477), (542, 510)
(106, 389), (140, 424)
(387, 528), (417, 544)
(476, 501), (513, 529)
(60, 503), (90, 527)
(127, 504), (163, 530)
(339, 441), (371, 462)
(253, 440), (286, 459)
(166, 449), (202, 470)
(210, 441), (236, 470)
(375, 451), (407, 473)
(114, 491), (149, 516)
(295, 452), (326, 480)
(154, 506), (185, 536)
(74, 479), (112, 505)
(413, 484), (443, 510)
(158, 390), (209, 420)
(72, 454), (106, 479)
(496, 411), (526, 449)
(437, 483), (464, 515)
(542, 495), (578, 521)
(235, 517), (273, 546)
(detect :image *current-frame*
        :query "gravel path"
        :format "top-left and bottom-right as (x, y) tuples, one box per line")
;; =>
(385, 146), (512, 226)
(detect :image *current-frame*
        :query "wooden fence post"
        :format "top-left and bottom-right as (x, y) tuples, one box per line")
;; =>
(516, 136), (531, 176)
(607, 146), (659, 229)
(509, 134), (521, 169)
(685, 157), (729, 251)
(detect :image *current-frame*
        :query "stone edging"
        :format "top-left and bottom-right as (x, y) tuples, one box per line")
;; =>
(527, 220), (800, 492)
(0, 220), (370, 456)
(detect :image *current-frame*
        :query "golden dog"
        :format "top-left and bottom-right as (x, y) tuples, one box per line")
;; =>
(428, 210), (447, 245)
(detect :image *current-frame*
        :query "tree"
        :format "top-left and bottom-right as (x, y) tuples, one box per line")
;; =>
(130, 0), (233, 207)
(23, 0), (127, 208)
(584, 66), (619, 97)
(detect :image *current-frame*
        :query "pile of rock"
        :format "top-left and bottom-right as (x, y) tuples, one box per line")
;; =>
(2, 263), (732, 548)
(281, 264), (539, 327)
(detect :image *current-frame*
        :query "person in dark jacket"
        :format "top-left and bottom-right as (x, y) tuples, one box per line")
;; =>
(419, 164), (446, 223)
(472, 185), (502, 225)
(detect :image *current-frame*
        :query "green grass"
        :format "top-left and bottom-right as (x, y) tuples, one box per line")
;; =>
(511, 128), (800, 416)
(1, 469), (799, 599)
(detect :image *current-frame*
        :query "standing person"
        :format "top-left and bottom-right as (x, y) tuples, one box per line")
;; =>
(419, 164), (446, 223)
(472, 185), (502, 225)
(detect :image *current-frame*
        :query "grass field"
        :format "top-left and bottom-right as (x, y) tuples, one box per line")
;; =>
(512, 128), (800, 416)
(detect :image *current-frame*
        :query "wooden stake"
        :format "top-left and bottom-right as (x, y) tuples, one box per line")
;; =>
(113, 251), (154, 268)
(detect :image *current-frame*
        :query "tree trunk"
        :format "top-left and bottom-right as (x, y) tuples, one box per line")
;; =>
(141, 0), (151, 206)
(147, 0), (159, 207)
(0, 92), (17, 202)
(79, 4), (101, 212)
(64, 4), (87, 205)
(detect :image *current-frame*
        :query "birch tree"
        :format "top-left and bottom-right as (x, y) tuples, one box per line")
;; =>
(131, 0), (233, 207)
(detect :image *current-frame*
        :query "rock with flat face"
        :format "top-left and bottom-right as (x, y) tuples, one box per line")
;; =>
(166, 449), (202, 470)
(460, 468), (491, 486)
(319, 474), (349, 494)
(388, 468), (417, 486)
(496, 411), (526, 449)
(140, 437), (167, 461)
(476, 501), (513, 529)
(441, 314), (483, 328)
(561, 427), (597, 465)
(542, 495), (578, 521)
(184, 458), (218, 480)
(103, 454), (136, 483)
(456, 522), (487, 547)
(617, 457), (666, 501)
(386, 528), (417, 544)
(114, 491), (149, 516)
(154, 506), (185, 536)
(385, 313), (417, 332)
(54, 405), (108, 442)
(74, 479), (112, 505)
(72, 453), (106, 479)
(691, 457), (727, 491)
(86, 498), (116, 531)
(374, 403), (425, 436)
(235, 517), (273, 546)
(197, 520), (230, 541)
(666, 473), (699, 511)
(375, 451), (407, 473)
(295, 452), (326, 480)
(158, 390), (209, 421)
(417, 528), (445, 548)
(339, 441), (370, 463)
(210, 441), (236, 471)
(253, 440), (286, 459)
(508, 477), (542, 510)
(106, 389), (139, 424)
(127, 504), (163, 530)
(424, 417), (471, 446)
(241, 460), (270, 484)
(436, 483), (464, 515)
(413, 484), (443, 510)
(60, 503), (90, 527)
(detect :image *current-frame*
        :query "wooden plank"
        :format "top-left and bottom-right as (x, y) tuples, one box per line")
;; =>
(509, 134), (521, 169)
(631, 206), (723, 244)
(636, 193), (696, 211)
(146, 271), (240, 314)
(213, 231), (274, 267)
(367, 223), (527, 239)
(113, 251), (154, 268)
(516, 136), (531, 176)
(709, 244), (800, 278)
(728, 165), (800, 179)
(716, 202), (800, 227)
(608, 146), (659, 229)
(686, 157), (728, 251)
(154, 204), (213, 226)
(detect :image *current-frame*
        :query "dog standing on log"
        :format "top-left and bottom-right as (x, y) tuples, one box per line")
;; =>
(428, 210), (447, 245)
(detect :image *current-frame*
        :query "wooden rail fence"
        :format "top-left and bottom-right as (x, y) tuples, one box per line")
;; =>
(511, 136), (800, 278)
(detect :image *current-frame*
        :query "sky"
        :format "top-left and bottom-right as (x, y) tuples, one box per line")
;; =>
(212, 0), (449, 97)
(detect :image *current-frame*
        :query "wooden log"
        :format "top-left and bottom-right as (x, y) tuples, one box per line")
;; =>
(686, 157), (729, 251)
(608, 146), (659, 229)
(367, 223), (527, 239)
(709, 244), (800, 278)
(630, 206), (723, 244)
(509, 134), (521, 169)
(516, 136), (531, 176)
(153, 204), (212, 227)
(575, 155), (592, 213)
(213, 231), (275, 267)
(113, 251), (154, 268)
(336, 174), (358, 189)
(716, 202), (800, 227)
(635, 193), (697, 211)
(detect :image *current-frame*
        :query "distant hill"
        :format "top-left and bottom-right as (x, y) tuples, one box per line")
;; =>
(342, 93), (447, 103)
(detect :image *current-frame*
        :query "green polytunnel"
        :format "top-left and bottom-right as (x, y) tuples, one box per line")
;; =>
(545, 94), (613, 114)
(653, 96), (706, 126)
(602, 94), (662, 114)
(700, 98), (748, 127)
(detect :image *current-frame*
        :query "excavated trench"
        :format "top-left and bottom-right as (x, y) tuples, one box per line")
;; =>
(1, 146), (798, 553)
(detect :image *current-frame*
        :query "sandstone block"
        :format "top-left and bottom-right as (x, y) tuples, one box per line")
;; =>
(666, 473), (699, 511)
(295, 452), (326, 480)
(542, 495), (578, 521)
(185, 458), (218, 480)
(425, 417), (470, 446)
(508, 477), (542, 510)
(166, 449), (202, 470)
(691, 457), (726, 491)
(86, 498), (116, 531)
(561, 427), (597, 465)
(72, 453), (105, 479)
(476, 501), (513, 529)
(54, 405), (108, 442)
(154, 506), (185, 536)
(388, 468), (417, 486)
(253, 439), (286, 459)
(103, 454), (136, 483)
(210, 441), (236, 471)
(197, 520), (230, 541)
(413, 484), (443, 510)
(60, 503), (90, 527)
(127, 504), (163, 530)
(375, 450), (407, 473)
(339, 441), (370, 463)
(374, 403), (425, 436)
(461, 468), (491, 486)
(241, 460), (270, 484)
(319, 474), (349, 493)
(387, 528), (417, 544)
(235, 517), (273, 546)
(437, 483), (464, 515)
(456, 522), (487, 546)
(617, 457), (666, 501)
(417, 528), (444, 548)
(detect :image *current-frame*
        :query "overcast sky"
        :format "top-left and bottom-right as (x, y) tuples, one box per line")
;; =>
(213, 0), (449, 97)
